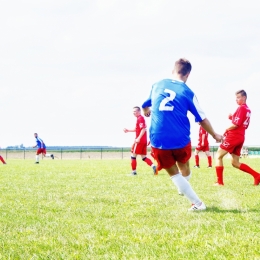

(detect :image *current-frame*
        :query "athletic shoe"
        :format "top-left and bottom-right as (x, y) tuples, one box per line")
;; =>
(35, 162), (39, 164)
(51, 154), (54, 160)
(213, 182), (224, 186)
(194, 165), (200, 168)
(254, 175), (260, 185)
(152, 165), (158, 175)
(188, 202), (206, 211)
(131, 171), (137, 176)
(207, 166), (212, 168)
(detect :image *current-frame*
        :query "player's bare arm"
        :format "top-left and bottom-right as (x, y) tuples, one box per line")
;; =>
(135, 128), (146, 143)
(199, 118), (222, 143)
(142, 107), (151, 117)
(123, 128), (136, 133)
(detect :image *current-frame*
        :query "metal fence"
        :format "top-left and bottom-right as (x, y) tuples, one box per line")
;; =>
(1, 146), (260, 160)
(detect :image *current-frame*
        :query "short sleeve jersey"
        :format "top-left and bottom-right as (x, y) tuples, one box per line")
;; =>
(136, 115), (147, 144)
(230, 104), (251, 136)
(142, 79), (206, 149)
(35, 137), (46, 149)
(198, 126), (209, 146)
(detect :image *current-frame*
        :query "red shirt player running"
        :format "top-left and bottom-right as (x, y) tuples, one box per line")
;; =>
(214, 89), (260, 186)
(194, 124), (212, 168)
(123, 106), (157, 175)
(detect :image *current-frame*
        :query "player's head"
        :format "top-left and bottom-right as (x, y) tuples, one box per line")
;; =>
(133, 106), (141, 117)
(34, 133), (38, 138)
(235, 89), (247, 105)
(172, 58), (192, 82)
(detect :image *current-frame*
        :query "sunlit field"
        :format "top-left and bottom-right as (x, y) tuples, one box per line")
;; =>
(0, 158), (260, 259)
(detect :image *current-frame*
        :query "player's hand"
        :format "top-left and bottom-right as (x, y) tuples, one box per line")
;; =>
(213, 133), (223, 143)
(135, 138), (140, 143)
(143, 107), (151, 117)
(228, 113), (233, 120)
(123, 128), (128, 133)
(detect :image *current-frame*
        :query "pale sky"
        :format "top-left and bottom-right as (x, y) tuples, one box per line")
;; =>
(1, 0), (260, 148)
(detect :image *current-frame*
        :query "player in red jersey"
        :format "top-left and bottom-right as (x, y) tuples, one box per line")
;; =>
(214, 90), (260, 185)
(194, 124), (212, 168)
(123, 106), (157, 175)
(0, 154), (6, 164)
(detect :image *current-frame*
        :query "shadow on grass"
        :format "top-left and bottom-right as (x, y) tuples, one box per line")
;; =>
(205, 206), (260, 213)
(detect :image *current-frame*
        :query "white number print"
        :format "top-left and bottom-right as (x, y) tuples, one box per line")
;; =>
(243, 112), (251, 127)
(159, 89), (176, 111)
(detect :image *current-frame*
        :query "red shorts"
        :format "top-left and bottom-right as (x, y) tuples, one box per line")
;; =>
(151, 142), (192, 171)
(220, 134), (244, 156)
(195, 144), (209, 152)
(36, 148), (46, 155)
(131, 142), (147, 155)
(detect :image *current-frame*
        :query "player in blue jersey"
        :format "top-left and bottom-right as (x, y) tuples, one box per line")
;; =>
(142, 58), (222, 211)
(33, 133), (54, 163)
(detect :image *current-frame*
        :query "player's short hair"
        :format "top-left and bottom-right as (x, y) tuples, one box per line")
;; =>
(236, 89), (247, 98)
(174, 58), (192, 76)
(133, 106), (141, 111)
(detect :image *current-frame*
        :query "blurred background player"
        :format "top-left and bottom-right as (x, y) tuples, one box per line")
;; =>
(194, 124), (212, 168)
(33, 133), (54, 164)
(0, 154), (6, 164)
(123, 106), (156, 175)
(214, 90), (260, 186)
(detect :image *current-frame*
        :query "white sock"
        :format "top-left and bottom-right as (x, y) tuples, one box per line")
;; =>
(183, 171), (192, 181)
(45, 154), (51, 157)
(35, 155), (39, 162)
(171, 173), (201, 205)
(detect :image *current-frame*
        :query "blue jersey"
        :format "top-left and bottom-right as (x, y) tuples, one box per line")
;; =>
(35, 137), (46, 149)
(142, 79), (206, 149)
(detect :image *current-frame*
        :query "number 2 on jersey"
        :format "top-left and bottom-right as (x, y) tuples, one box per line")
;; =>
(159, 89), (176, 111)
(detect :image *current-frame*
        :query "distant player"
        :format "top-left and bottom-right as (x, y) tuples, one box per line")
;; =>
(0, 155), (6, 164)
(214, 90), (260, 185)
(123, 106), (157, 175)
(33, 133), (54, 164)
(194, 124), (212, 168)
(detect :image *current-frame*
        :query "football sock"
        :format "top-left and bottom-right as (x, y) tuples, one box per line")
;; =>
(239, 163), (259, 178)
(131, 156), (137, 171)
(171, 173), (201, 205)
(0, 156), (6, 164)
(183, 171), (192, 181)
(142, 157), (153, 166)
(45, 154), (51, 157)
(215, 166), (224, 184)
(195, 155), (199, 166)
(208, 156), (212, 167)
(35, 155), (39, 162)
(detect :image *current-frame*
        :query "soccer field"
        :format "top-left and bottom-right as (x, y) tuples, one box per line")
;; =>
(0, 159), (260, 259)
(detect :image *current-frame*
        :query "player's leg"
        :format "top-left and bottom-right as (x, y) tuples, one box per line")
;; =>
(205, 150), (212, 168)
(141, 153), (158, 175)
(0, 155), (6, 164)
(231, 154), (260, 186)
(194, 149), (200, 168)
(130, 144), (138, 175)
(35, 149), (41, 164)
(176, 160), (192, 196)
(214, 148), (228, 185)
(45, 150), (54, 159)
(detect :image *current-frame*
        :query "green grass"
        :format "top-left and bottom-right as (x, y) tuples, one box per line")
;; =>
(0, 158), (260, 259)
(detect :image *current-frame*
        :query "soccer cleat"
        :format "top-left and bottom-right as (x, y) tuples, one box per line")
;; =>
(188, 202), (206, 211)
(194, 165), (200, 168)
(51, 154), (54, 160)
(131, 171), (137, 176)
(35, 162), (39, 164)
(213, 182), (224, 186)
(254, 175), (260, 186)
(207, 166), (212, 168)
(152, 165), (158, 175)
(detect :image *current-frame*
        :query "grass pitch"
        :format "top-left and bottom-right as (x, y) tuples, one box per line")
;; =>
(0, 158), (260, 259)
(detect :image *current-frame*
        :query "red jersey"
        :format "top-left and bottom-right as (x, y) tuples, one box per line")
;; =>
(229, 104), (251, 136)
(198, 126), (209, 146)
(136, 115), (147, 144)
